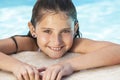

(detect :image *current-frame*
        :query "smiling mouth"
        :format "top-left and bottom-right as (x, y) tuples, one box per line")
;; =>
(48, 46), (64, 51)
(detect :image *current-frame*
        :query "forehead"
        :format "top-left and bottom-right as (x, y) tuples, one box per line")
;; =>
(36, 12), (74, 29)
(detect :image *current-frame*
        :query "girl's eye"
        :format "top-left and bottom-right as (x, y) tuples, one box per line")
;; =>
(43, 30), (51, 34)
(62, 30), (71, 33)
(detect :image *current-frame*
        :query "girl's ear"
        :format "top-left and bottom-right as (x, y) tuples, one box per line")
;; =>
(74, 23), (79, 33)
(28, 22), (37, 38)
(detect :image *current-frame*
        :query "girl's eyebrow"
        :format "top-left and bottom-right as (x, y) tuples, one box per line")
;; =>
(63, 27), (73, 30)
(41, 28), (54, 30)
(41, 27), (71, 30)
(63, 28), (71, 29)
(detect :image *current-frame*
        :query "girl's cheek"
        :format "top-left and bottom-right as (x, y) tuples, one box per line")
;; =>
(63, 34), (74, 40)
(41, 37), (49, 42)
(38, 34), (50, 42)
(62, 36), (73, 45)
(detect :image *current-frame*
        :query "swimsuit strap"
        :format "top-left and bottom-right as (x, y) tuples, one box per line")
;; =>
(10, 34), (38, 53)
(11, 35), (31, 53)
(11, 36), (18, 53)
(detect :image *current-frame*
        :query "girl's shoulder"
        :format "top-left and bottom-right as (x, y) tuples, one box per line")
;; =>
(70, 38), (115, 54)
(11, 35), (38, 52)
(0, 35), (37, 54)
(70, 38), (95, 53)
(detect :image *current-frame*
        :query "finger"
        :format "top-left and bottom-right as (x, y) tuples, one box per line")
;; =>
(16, 73), (24, 80)
(33, 67), (40, 80)
(22, 70), (29, 80)
(26, 66), (35, 80)
(39, 71), (45, 77)
(56, 71), (63, 80)
(51, 69), (60, 80)
(43, 69), (52, 80)
(38, 67), (46, 77)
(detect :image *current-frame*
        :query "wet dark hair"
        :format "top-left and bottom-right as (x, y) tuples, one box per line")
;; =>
(28, 0), (81, 38)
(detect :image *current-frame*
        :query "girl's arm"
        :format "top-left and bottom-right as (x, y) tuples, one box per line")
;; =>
(0, 37), (40, 80)
(42, 38), (120, 80)
(0, 36), (37, 54)
(68, 38), (120, 71)
(0, 51), (40, 80)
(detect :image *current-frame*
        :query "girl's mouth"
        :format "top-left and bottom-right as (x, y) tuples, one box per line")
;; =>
(48, 46), (64, 51)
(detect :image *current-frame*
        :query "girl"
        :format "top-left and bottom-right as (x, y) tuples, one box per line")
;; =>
(0, 0), (120, 80)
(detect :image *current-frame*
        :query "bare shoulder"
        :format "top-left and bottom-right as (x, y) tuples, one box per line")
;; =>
(0, 36), (37, 54)
(70, 38), (118, 54)
(15, 36), (38, 52)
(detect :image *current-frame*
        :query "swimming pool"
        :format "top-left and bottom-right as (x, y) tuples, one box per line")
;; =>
(0, 0), (120, 44)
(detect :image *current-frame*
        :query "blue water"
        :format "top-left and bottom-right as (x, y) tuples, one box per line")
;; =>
(0, 0), (120, 44)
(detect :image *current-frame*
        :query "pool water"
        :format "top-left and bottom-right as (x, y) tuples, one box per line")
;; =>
(0, 0), (120, 44)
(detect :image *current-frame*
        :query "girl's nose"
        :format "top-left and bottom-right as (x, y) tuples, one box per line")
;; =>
(51, 34), (62, 46)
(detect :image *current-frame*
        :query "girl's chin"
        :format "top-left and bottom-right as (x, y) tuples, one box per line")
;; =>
(48, 54), (63, 59)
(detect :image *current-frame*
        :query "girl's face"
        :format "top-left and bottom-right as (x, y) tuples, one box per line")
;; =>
(29, 12), (76, 59)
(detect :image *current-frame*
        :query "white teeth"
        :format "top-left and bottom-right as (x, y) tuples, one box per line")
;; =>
(50, 47), (61, 51)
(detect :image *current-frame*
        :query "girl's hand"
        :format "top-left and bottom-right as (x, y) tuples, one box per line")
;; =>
(42, 63), (74, 80)
(11, 62), (40, 80)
